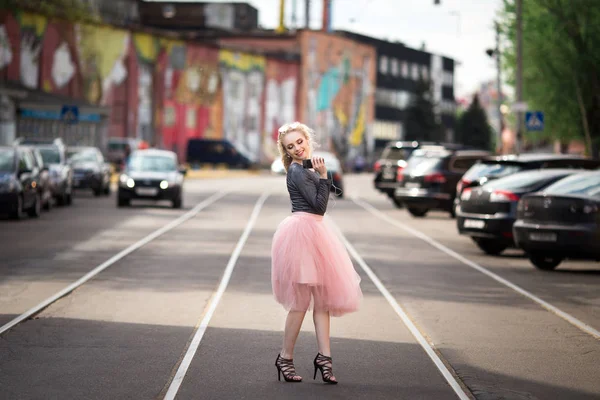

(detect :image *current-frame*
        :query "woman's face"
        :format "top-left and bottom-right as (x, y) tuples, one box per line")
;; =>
(282, 130), (309, 162)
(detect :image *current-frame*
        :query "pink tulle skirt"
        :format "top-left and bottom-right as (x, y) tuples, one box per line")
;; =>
(271, 212), (362, 317)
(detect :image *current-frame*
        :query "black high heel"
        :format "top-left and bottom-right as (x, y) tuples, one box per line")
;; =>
(275, 354), (302, 382)
(313, 352), (338, 384)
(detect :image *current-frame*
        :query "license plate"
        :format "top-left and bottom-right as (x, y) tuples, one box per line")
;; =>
(405, 182), (421, 189)
(464, 219), (485, 229)
(529, 232), (557, 242)
(136, 187), (158, 196)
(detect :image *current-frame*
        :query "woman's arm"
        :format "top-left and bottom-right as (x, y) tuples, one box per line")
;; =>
(289, 166), (331, 214)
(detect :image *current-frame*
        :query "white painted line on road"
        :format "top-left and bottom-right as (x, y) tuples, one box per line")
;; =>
(163, 192), (270, 400)
(328, 217), (471, 400)
(0, 191), (230, 336)
(353, 197), (600, 341)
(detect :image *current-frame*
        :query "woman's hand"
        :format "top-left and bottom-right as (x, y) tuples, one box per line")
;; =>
(312, 156), (328, 179)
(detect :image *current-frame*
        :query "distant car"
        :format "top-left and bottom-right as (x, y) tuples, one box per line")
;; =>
(0, 146), (42, 219)
(373, 141), (420, 204)
(187, 139), (252, 169)
(67, 146), (111, 196)
(106, 137), (141, 167)
(455, 153), (600, 215)
(117, 149), (187, 208)
(394, 148), (491, 217)
(457, 169), (580, 255)
(270, 151), (344, 197)
(513, 171), (600, 270)
(27, 147), (53, 211)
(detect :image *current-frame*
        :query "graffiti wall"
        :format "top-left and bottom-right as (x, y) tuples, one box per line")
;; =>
(298, 31), (375, 161)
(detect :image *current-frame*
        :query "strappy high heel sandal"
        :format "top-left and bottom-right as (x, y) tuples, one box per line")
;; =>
(313, 352), (338, 384)
(275, 354), (302, 382)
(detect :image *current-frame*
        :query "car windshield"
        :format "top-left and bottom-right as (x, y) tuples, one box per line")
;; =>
(483, 170), (572, 191)
(128, 155), (177, 172)
(381, 147), (414, 161)
(0, 149), (14, 172)
(39, 148), (61, 164)
(69, 149), (97, 163)
(463, 162), (523, 182)
(544, 173), (600, 198)
(406, 152), (445, 175)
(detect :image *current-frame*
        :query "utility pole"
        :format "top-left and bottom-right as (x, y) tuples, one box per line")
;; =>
(495, 21), (503, 148)
(276, 0), (286, 33)
(305, 0), (310, 29)
(515, 0), (523, 154)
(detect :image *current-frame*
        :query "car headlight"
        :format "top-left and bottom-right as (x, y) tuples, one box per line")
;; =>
(119, 174), (135, 188)
(160, 180), (169, 189)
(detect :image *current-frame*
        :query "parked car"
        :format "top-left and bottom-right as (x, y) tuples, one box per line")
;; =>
(373, 141), (420, 205)
(67, 146), (111, 196)
(0, 146), (42, 219)
(27, 147), (53, 211)
(270, 151), (345, 197)
(513, 171), (600, 270)
(14, 137), (73, 206)
(117, 149), (186, 208)
(454, 154), (600, 215)
(457, 169), (580, 255)
(394, 148), (491, 217)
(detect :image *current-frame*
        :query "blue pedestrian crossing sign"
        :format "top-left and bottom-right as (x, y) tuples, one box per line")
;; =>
(61, 105), (79, 124)
(525, 111), (544, 131)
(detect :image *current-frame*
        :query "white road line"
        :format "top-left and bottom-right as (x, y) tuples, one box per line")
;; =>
(328, 217), (471, 400)
(353, 197), (600, 341)
(163, 192), (269, 400)
(0, 191), (230, 336)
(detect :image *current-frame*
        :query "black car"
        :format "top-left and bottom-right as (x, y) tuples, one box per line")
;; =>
(394, 148), (491, 217)
(455, 154), (600, 214)
(0, 146), (42, 219)
(28, 147), (53, 211)
(457, 169), (580, 255)
(117, 149), (186, 208)
(513, 171), (600, 270)
(373, 141), (420, 204)
(186, 139), (252, 169)
(67, 146), (112, 196)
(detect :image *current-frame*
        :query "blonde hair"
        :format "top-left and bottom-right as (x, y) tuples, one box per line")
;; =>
(277, 122), (319, 171)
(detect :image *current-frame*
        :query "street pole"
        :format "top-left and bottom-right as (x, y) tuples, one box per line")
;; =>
(515, 0), (523, 155)
(495, 21), (503, 151)
(305, 0), (310, 29)
(276, 0), (286, 33)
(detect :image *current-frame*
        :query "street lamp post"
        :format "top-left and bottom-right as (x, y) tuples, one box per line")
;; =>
(515, 0), (523, 154)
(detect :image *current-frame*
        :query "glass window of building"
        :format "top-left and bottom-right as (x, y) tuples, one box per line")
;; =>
(391, 58), (399, 76)
(380, 56), (389, 74)
(412, 63), (420, 80)
(401, 61), (409, 78)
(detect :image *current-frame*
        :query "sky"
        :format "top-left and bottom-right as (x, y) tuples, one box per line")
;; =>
(147, 0), (505, 98)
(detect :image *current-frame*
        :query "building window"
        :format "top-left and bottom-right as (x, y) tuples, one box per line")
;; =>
(411, 63), (420, 80)
(379, 56), (388, 74)
(443, 71), (454, 86)
(391, 58), (399, 76)
(401, 61), (409, 78)
(421, 66), (429, 81)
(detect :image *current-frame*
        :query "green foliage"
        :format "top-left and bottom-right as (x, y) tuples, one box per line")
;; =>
(404, 78), (443, 142)
(455, 95), (494, 151)
(0, 0), (98, 23)
(499, 0), (600, 156)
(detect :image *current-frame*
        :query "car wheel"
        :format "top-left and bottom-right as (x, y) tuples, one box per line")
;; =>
(172, 197), (182, 209)
(66, 192), (73, 206)
(117, 196), (130, 207)
(407, 207), (428, 217)
(104, 184), (111, 196)
(10, 195), (23, 220)
(27, 193), (41, 218)
(392, 197), (404, 208)
(529, 253), (563, 270)
(473, 238), (509, 255)
(94, 188), (103, 197)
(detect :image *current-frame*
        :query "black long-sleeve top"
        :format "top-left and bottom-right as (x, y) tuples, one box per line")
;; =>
(286, 162), (332, 216)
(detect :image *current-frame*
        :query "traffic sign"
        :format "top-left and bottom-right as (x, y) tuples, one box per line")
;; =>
(61, 105), (79, 124)
(525, 111), (544, 131)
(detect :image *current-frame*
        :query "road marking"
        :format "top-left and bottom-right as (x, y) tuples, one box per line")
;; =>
(353, 197), (600, 341)
(163, 192), (269, 400)
(328, 217), (471, 400)
(0, 191), (230, 336)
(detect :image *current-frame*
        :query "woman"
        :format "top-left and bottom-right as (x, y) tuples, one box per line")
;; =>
(272, 122), (362, 384)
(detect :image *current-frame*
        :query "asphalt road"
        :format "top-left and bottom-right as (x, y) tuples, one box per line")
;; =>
(0, 173), (599, 400)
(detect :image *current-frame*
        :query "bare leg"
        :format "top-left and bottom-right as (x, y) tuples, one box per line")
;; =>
(281, 310), (306, 359)
(313, 309), (337, 382)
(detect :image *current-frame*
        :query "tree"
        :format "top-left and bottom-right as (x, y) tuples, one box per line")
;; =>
(500, 0), (600, 157)
(404, 78), (443, 142)
(0, 0), (98, 23)
(455, 94), (494, 151)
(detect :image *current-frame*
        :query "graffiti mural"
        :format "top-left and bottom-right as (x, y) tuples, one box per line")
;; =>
(263, 59), (297, 162)
(298, 31), (375, 161)
(219, 50), (265, 163)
